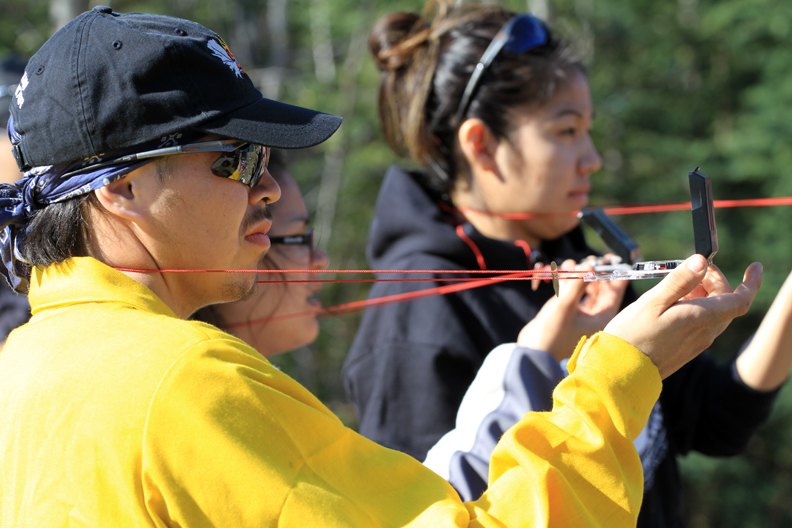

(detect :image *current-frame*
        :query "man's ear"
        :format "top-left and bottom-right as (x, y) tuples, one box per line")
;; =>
(93, 171), (151, 222)
(457, 118), (501, 181)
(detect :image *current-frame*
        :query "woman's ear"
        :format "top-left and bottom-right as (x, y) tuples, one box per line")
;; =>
(93, 170), (150, 222)
(457, 118), (501, 181)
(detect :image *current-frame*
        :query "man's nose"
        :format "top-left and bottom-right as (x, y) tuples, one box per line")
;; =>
(250, 168), (281, 205)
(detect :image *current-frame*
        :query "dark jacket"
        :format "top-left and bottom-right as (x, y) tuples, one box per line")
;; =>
(343, 166), (779, 528)
(343, 166), (603, 457)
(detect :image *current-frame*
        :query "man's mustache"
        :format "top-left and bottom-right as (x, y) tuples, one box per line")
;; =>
(241, 205), (273, 234)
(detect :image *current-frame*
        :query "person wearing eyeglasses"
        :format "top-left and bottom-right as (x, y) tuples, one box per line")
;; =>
(194, 150), (330, 356)
(0, 7), (765, 528)
(344, 2), (780, 527)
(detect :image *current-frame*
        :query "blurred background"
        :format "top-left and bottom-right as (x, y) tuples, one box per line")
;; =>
(3, 0), (792, 525)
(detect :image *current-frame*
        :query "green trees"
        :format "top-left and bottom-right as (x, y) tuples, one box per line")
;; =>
(552, 1), (792, 524)
(2, 0), (791, 524)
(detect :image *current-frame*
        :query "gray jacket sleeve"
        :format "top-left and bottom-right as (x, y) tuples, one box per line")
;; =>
(423, 344), (564, 501)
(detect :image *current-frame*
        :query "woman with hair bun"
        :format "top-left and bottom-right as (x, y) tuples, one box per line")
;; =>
(344, 2), (779, 527)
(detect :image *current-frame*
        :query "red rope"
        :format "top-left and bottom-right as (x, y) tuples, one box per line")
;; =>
(513, 239), (533, 265)
(456, 224), (487, 270)
(115, 195), (792, 328)
(222, 271), (541, 329)
(254, 274), (588, 284)
(455, 196), (792, 219)
(116, 268), (583, 276)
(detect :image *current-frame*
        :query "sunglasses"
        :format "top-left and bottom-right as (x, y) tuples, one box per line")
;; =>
(61, 139), (270, 189)
(455, 14), (549, 121)
(269, 228), (314, 249)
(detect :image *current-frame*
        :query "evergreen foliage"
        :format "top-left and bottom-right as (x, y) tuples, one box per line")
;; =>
(2, 1), (791, 524)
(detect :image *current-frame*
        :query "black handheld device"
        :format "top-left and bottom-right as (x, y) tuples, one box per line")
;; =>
(689, 167), (718, 263)
(580, 207), (642, 265)
(584, 166), (719, 281)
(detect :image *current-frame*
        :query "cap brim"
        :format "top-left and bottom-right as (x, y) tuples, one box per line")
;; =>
(195, 97), (342, 149)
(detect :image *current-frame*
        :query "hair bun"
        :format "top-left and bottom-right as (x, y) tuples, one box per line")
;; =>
(370, 12), (431, 71)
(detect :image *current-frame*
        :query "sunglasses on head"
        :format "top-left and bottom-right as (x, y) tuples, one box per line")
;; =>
(455, 14), (549, 121)
(61, 139), (270, 189)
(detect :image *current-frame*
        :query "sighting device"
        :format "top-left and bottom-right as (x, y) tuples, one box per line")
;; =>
(581, 167), (718, 282)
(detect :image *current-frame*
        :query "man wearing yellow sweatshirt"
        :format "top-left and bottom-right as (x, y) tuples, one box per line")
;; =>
(0, 8), (761, 528)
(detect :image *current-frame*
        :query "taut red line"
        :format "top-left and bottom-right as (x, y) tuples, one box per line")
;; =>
(112, 195), (792, 328)
(115, 267), (586, 279)
(455, 196), (792, 219)
(222, 271), (539, 329)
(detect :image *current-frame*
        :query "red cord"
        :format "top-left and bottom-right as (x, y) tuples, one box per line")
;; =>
(456, 225), (487, 270)
(116, 268), (584, 276)
(112, 196), (792, 328)
(222, 271), (540, 329)
(512, 240), (533, 267)
(253, 274), (588, 284)
(454, 196), (792, 220)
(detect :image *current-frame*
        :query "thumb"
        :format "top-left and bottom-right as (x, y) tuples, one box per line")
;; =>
(646, 255), (708, 311)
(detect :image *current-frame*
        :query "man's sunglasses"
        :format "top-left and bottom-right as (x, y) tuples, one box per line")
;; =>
(455, 14), (549, 121)
(269, 228), (314, 249)
(61, 139), (270, 189)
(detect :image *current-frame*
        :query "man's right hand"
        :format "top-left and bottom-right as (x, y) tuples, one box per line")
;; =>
(604, 254), (762, 379)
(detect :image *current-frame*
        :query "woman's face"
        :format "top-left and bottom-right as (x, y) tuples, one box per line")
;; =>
(473, 68), (602, 246)
(214, 170), (329, 357)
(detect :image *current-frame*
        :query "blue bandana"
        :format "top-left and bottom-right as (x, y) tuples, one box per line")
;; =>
(0, 118), (204, 293)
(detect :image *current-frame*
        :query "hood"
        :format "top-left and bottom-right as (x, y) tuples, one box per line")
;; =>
(367, 167), (591, 272)
(367, 167), (469, 270)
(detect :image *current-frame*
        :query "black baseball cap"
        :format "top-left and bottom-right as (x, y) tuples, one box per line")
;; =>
(9, 6), (342, 171)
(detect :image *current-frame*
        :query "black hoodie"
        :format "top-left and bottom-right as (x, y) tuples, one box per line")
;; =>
(343, 166), (604, 458)
(343, 166), (779, 528)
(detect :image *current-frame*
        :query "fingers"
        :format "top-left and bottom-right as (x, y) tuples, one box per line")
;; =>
(697, 264), (734, 297)
(647, 254), (708, 312)
(558, 259), (586, 304)
(579, 269), (626, 312)
(532, 262), (543, 291)
(729, 262), (763, 316)
(683, 262), (763, 353)
(604, 260), (762, 380)
(680, 284), (709, 301)
(679, 264), (735, 301)
(685, 262), (762, 321)
(591, 278), (628, 313)
(673, 262), (763, 343)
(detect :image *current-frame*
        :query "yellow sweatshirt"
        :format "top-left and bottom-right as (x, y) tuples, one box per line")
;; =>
(0, 257), (660, 527)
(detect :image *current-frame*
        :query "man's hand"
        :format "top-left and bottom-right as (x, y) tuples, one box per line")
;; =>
(605, 255), (762, 379)
(519, 259), (629, 361)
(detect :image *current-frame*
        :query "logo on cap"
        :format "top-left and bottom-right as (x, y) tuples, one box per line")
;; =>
(14, 72), (28, 108)
(207, 36), (246, 79)
(157, 133), (184, 148)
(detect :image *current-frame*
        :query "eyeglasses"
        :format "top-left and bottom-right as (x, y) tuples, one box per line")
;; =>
(269, 228), (314, 249)
(455, 14), (549, 121)
(60, 139), (270, 189)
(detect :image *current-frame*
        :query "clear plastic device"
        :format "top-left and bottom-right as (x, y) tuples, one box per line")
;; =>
(582, 167), (718, 282)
